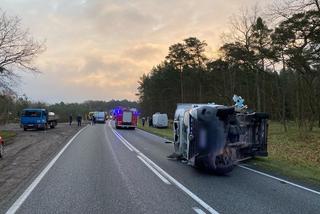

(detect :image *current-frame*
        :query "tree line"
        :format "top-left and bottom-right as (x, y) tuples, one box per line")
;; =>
(137, 0), (320, 131)
(0, 96), (138, 123)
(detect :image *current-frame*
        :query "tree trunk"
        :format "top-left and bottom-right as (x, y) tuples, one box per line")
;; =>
(180, 67), (184, 103)
(255, 70), (261, 112)
(281, 55), (287, 132)
(282, 92), (288, 132)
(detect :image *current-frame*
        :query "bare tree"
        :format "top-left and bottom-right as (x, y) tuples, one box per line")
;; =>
(269, 0), (320, 21)
(223, 6), (259, 51)
(0, 10), (45, 92)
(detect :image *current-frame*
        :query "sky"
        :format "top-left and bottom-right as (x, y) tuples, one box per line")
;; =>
(0, 0), (271, 103)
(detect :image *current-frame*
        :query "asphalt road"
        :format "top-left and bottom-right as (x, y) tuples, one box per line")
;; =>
(5, 121), (320, 214)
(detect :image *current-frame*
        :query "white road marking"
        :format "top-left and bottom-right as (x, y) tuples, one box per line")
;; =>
(137, 155), (171, 185)
(6, 126), (88, 214)
(239, 165), (320, 196)
(193, 207), (207, 214)
(111, 129), (134, 151)
(111, 128), (220, 214)
(107, 121), (134, 151)
(135, 122), (320, 197)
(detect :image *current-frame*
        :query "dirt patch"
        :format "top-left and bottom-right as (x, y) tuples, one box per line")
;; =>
(0, 123), (84, 212)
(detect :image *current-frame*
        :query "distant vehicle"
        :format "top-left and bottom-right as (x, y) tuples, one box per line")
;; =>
(172, 102), (268, 174)
(0, 135), (4, 158)
(94, 112), (106, 123)
(20, 109), (58, 131)
(152, 113), (168, 128)
(113, 107), (138, 129)
(88, 112), (95, 120)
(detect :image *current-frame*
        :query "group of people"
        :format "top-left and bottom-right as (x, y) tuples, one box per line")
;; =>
(141, 117), (152, 127)
(68, 114), (97, 126)
(69, 114), (82, 127)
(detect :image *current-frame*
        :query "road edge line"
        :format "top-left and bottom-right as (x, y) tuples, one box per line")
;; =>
(239, 165), (320, 196)
(136, 128), (172, 142)
(5, 125), (88, 214)
(192, 207), (207, 214)
(136, 125), (320, 196)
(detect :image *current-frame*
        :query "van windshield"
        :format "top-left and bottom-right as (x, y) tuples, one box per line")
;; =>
(22, 111), (41, 117)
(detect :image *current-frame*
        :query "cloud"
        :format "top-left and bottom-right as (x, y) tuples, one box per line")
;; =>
(122, 43), (165, 61)
(1, 0), (272, 103)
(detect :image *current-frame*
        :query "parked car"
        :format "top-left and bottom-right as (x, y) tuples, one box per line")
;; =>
(0, 135), (4, 158)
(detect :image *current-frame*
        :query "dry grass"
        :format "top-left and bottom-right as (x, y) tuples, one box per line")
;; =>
(252, 122), (320, 185)
(0, 130), (17, 141)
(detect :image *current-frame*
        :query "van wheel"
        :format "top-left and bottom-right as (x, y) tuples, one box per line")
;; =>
(197, 148), (235, 175)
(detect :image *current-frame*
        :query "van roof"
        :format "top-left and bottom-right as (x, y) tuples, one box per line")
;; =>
(23, 108), (46, 111)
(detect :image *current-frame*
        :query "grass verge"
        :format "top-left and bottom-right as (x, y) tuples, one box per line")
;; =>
(0, 130), (17, 142)
(249, 122), (320, 186)
(138, 120), (320, 186)
(137, 122), (173, 140)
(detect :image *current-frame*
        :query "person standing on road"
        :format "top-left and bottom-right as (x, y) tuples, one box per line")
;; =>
(77, 114), (82, 127)
(69, 114), (73, 126)
(91, 115), (96, 125)
(142, 117), (145, 127)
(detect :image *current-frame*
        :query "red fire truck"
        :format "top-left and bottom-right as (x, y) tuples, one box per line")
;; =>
(113, 107), (138, 129)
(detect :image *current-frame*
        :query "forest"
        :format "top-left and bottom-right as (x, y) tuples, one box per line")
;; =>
(137, 0), (320, 131)
(0, 96), (138, 123)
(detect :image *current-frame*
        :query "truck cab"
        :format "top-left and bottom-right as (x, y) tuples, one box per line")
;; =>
(21, 109), (47, 130)
(21, 109), (57, 131)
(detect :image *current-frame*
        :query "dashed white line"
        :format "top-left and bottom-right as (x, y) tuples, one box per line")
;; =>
(239, 165), (320, 196)
(137, 155), (171, 185)
(111, 127), (220, 214)
(6, 125), (88, 214)
(193, 207), (207, 214)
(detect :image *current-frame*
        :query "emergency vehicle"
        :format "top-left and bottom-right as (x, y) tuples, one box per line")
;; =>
(113, 107), (138, 129)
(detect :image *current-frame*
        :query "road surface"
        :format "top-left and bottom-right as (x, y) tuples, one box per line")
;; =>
(5, 121), (320, 214)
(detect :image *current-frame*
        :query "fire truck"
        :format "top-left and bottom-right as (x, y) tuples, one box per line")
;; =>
(113, 107), (138, 129)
